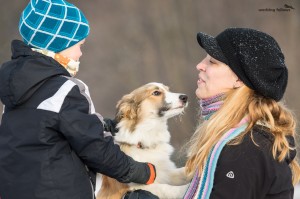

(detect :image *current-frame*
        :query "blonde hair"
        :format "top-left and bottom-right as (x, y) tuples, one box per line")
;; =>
(185, 86), (300, 185)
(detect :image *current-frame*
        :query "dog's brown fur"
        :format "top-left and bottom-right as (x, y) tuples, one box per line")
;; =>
(96, 175), (128, 199)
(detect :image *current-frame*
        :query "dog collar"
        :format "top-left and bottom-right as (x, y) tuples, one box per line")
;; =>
(137, 142), (143, 149)
(118, 141), (148, 149)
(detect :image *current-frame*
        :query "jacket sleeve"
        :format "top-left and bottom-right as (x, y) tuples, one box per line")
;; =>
(57, 82), (152, 184)
(209, 133), (275, 199)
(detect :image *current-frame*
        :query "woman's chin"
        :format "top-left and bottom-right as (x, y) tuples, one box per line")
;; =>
(195, 88), (204, 99)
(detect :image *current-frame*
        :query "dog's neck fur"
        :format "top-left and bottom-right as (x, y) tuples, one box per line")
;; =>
(114, 117), (171, 149)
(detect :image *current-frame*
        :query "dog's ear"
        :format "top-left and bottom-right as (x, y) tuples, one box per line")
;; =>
(116, 93), (138, 121)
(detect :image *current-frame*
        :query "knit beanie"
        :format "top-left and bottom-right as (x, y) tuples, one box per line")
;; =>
(19, 0), (90, 53)
(196, 28), (288, 101)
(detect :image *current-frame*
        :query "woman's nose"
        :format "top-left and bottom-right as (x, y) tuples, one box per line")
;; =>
(196, 60), (206, 71)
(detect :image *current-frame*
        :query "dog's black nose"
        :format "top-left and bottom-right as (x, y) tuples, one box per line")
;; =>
(179, 95), (188, 103)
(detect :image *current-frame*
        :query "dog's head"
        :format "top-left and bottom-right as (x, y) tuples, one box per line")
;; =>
(115, 82), (188, 133)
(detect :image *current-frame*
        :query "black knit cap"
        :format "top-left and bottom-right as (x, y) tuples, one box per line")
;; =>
(197, 28), (288, 101)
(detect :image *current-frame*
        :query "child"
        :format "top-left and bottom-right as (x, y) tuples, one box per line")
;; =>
(0, 1), (156, 198)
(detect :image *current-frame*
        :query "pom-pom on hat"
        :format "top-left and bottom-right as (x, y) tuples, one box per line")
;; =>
(19, 0), (90, 52)
(197, 28), (288, 101)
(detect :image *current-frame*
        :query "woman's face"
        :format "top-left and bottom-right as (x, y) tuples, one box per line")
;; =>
(58, 39), (85, 61)
(196, 54), (240, 99)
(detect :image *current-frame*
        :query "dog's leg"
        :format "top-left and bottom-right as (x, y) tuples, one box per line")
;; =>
(97, 176), (129, 199)
(167, 167), (191, 185)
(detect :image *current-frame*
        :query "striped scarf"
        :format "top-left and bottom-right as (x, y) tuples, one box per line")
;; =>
(200, 93), (225, 120)
(184, 94), (248, 199)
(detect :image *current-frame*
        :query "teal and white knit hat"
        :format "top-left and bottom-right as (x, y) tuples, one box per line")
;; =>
(19, 0), (90, 52)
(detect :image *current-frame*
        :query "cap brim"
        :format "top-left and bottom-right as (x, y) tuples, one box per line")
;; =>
(197, 32), (228, 65)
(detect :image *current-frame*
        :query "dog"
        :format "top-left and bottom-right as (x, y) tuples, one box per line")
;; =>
(96, 82), (190, 199)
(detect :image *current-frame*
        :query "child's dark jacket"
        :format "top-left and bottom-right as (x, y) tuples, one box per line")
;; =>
(0, 40), (148, 199)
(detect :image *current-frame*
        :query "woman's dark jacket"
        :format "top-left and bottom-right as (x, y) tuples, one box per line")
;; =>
(0, 40), (150, 199)
(210, 125), (296, 199)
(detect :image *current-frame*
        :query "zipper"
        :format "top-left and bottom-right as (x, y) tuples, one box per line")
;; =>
(85, 166), (95, 199)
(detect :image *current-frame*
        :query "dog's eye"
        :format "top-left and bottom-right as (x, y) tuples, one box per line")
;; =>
(152, 91), (161, 96)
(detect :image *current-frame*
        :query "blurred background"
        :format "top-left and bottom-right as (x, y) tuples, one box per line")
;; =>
(1, 0), (300, 193)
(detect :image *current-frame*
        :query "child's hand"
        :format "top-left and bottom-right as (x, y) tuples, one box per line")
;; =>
(120, 161), (156, 185)
(103, 118), (118, 136)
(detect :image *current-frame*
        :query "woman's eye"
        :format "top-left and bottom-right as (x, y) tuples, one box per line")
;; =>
(152, 91), (161, 96)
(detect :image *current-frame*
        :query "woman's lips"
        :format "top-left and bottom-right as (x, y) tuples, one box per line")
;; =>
(197, 77), (205, 85)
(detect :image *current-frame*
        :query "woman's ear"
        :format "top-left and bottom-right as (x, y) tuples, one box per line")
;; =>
(233, 79), (244, 89)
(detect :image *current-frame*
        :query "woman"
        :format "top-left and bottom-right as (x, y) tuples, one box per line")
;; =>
(184, 28), (300, 199)
(0, 0), (156, 198)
